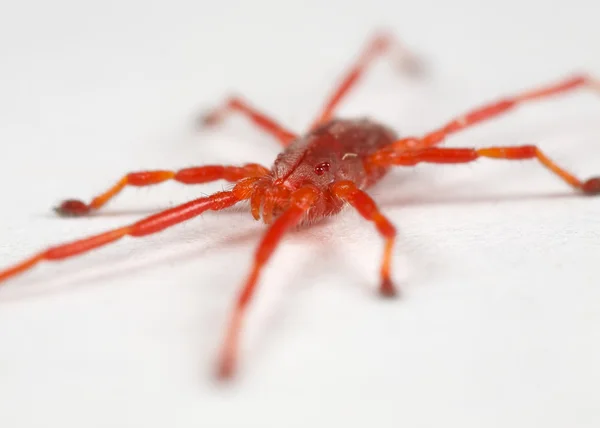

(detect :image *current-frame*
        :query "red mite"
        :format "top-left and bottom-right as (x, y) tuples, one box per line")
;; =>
(1, 32), (599, 380)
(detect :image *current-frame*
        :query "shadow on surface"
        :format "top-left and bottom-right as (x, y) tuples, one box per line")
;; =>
(378, 188), (578, 209)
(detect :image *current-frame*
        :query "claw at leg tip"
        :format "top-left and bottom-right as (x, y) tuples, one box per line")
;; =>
(581, 177), (600, 195)
(54, 199), (91, 217)
(380, 278), (399, 298)
(216, 358), (236, 381)
(198, 111), (220, 128)
(397, 55), (427, 77)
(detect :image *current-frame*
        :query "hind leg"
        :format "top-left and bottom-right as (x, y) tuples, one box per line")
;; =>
(200, 96), (297, 146)
(311, 31), (422, 129)
(379, 75), (600, 153)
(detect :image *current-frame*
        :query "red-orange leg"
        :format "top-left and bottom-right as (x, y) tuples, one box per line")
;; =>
(369, 146), (600, 195)
(0, 178), (261, 285)
(311, 31), (422, 129)
(217, 185), (319, 379)
(200, 96), (298, 146)
(331, 181), (398, 297)
(56, 163), (269, 216)
(385, 74), (600, 152)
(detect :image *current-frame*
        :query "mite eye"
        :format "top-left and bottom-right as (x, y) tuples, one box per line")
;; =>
(314, 162), (331, 176)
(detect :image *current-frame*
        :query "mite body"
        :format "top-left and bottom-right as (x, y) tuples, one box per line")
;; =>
(260, 118), (397, 222)
(1, 32), (599, 380)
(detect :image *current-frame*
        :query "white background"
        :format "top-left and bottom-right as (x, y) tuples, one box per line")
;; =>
(0, 0), (599, 427)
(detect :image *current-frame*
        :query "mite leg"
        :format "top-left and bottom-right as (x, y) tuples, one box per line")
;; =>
(331, 181), (398, 297)
(200, 96), (298, 146)
(56, 163), (269, 216)
(217, 185), (319, 379)
(385, 75), (600, 151)
(369, 146), (600, 195)
(0, 178), (259, 284)
(310, 31), (422, 129)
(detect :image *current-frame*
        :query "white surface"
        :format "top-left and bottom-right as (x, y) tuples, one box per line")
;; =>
(0, 0), (599, 427)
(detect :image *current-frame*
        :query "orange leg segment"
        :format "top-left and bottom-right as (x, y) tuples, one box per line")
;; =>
(311, 31), (422, 129)
(217, 185), (319, 379)
(200, 96), (298, 146)
(369, 146), (600, 195)
(56, 163), (269, 216)
(0, 178), (261, 285)
(331, 181), (398, 297)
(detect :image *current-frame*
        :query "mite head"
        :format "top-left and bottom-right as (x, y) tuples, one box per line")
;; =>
(276, 158), (340, 190)
(271, 133), (348, 191)
(247, 142), (339, 224)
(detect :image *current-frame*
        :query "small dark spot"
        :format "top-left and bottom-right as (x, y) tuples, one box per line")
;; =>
(314, 162), (330, 176)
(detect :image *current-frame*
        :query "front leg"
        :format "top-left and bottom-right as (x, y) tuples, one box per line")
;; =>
(217, 185), (319, 379)
(0, 178), (260, 284)
(331, 180), (398, 297)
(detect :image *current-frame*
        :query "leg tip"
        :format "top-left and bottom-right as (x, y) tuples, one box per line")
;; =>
(582, 177), (600, 195)
(394, 54), (427, 78)
(379, 278), (399, 298)
(216, 357), (236, 381)
(372, 33), (392, 53)
(197, 111), (221, 128)
(54, 199), (91, 217)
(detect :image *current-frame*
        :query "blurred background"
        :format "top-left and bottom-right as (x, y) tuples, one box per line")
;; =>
(0, 1), (599, 427)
